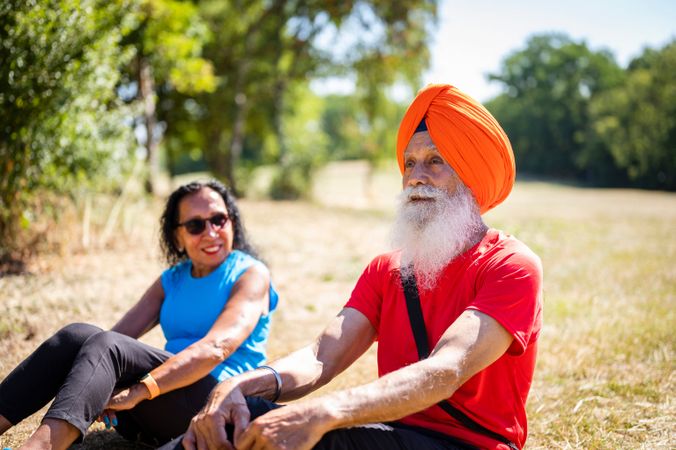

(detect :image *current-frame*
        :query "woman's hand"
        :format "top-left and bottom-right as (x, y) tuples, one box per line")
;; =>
(97, 384), (150, 429)
(96, 410), (118, 430)
(106, 384), (150, 412)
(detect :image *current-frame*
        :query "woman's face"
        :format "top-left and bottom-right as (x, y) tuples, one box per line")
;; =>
(174, 187), (234, 277)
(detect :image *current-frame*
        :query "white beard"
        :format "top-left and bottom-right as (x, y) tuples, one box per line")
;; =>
(391, 184), (485, 291)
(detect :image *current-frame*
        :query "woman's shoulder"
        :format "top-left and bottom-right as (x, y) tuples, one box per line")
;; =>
(229, 249), (267, 270)
(161, 259), (191, 285)
(224, 251), (270, 284)
(229, 250), (278, 312)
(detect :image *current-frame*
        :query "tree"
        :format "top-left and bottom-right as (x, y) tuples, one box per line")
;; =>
(321, 95), (365, 161)
(124, 0), (216, 194)
(588, 40), (676, 189)
(0, 0), (138, 255)
(269, 83), (329, 199)
(167, 0), (288, 195)
(487, 33), (624, 179)
(163, 0), (438, 197)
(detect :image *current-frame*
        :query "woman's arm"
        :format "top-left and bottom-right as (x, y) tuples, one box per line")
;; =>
(111, 277), (164, 338)
(147, 264), (270, 394)
(105, 265), (270, 413)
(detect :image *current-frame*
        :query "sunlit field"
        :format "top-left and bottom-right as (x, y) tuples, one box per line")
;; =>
(1, 161), (674, 449)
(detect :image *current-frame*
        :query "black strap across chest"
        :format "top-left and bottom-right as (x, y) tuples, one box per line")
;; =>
(400, 271), (519, 450)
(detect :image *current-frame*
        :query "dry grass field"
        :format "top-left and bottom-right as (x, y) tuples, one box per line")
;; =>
(1, 161), (674, 449)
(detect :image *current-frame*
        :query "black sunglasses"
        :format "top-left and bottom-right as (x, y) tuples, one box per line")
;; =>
(176, 213), (229, 236)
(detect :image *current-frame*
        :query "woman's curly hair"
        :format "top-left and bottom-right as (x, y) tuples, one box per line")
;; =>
(159, 180), (258, 266)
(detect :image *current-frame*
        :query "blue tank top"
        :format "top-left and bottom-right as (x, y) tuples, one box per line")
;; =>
(159, 250), (279, 381)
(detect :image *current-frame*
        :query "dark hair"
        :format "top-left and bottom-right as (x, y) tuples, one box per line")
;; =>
(160, 180), (258, 266)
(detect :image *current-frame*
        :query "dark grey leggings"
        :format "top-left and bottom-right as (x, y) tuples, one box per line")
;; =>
(159, 397), (476, 450)
(0, 323), (218, 445)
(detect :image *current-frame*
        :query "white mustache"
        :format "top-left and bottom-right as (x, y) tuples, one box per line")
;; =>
(402, 185), (445, 201)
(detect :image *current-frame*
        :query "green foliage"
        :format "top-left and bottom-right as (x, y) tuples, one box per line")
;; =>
(0, 0), (138, 254)
(321, 95), (365, 160)
(320, 93), (406, 166)
(269, 84), (328, 199)
(162, 1), (437, 196)
(352, 3), (434, 99)
(487, 33), (624, 179)
(136, 0), (216, 94)
(317, 0), (436, 164)
(487, 33), (675, 190)
(588, 41), (676, 189)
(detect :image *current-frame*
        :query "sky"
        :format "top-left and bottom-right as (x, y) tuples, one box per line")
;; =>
(426, 0), (676, 102)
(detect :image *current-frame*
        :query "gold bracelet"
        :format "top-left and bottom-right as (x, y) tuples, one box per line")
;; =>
(139, 373), (161, 400)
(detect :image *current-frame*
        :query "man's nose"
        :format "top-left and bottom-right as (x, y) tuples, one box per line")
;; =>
(406, 163), (430, 187)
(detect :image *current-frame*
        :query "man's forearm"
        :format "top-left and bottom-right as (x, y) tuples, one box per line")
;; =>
(314, 310), (514, 431)
(233, 310), (375, 403)
(183, 343), (342, 450)
(216, 344), (327, 403)
(316, 355), (463, 430)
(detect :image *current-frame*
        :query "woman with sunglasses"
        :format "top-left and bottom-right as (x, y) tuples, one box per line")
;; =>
(0, 180), (279, 448)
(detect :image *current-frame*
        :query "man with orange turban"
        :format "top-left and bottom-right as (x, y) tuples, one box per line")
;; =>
(164, 85), (543, 450)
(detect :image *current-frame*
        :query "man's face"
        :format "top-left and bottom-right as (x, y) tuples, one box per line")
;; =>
(402, 131), (462, 195)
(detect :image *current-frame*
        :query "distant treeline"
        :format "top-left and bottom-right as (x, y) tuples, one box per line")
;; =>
(485, 34), (675, 190)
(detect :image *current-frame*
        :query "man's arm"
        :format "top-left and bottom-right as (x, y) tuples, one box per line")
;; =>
(183, 308), (377, 450)
(236, 308), (513, 450)
(317, 309), (513, 425)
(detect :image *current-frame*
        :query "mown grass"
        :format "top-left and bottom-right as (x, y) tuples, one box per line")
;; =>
(1, 162), (674, 449)
(484, 182), (675, 449)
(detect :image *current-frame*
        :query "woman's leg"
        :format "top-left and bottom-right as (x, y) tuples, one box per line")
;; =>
(39, 330), (172, 445)
(0, 323), (102, 430)
(0, 414), (12, 434)
(115, 374), (220, 446)
(17, 418), (80, 450)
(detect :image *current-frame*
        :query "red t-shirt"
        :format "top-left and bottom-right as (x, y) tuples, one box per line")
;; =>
(345, 229), (543, 449)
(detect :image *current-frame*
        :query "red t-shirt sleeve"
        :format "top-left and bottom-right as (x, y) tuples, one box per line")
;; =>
(344, 255), (389, 334)
(467, 245), (543, 355)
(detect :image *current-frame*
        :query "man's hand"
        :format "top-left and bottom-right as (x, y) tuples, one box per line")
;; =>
(235, 400), (332, 450)
(183, 382), (251, 450)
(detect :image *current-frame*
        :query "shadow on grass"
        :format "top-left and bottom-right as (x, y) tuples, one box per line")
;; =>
(73, 430), (154, 450)
(0, 255), (28, 277)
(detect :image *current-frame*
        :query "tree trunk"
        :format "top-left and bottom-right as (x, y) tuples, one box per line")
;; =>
(139, 56), (159, 194)
(223, 0), (285, 195)
(225, 87), (248, 196)
(204, 127), (227, 178)
(273, 78), (288, 167)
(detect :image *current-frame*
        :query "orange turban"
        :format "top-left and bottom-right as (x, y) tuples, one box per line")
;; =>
(396, 84), (515, 214)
